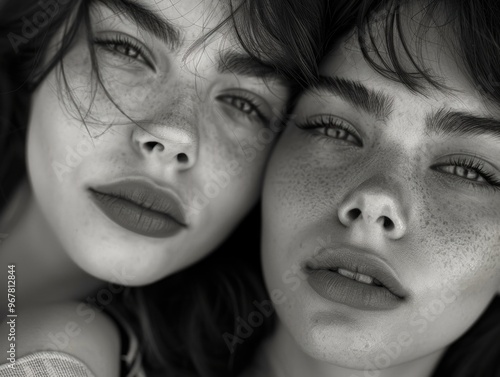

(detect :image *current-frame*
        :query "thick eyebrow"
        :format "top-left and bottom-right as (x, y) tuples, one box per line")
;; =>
(98, 1), (282, 82)
(99, 0), (182, 50)
(310, 76), (394, 120)
(426, 109), (500, 141)
(217, 51), (283, 81)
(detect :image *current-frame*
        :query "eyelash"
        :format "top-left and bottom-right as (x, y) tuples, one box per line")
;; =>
(93, 35), (154, 70)
(297, 115), (500, 192)
(296, 116), (362, 146)
(217, 93), (269, 124)
(433, 157), (500, 191)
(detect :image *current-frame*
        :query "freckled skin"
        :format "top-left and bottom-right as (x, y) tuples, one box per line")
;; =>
(27, 0), (288, 285)
(262, 21), (500, 376)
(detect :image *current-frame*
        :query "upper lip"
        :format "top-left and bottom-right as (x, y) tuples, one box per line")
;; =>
(89, 177), (188, 226)
(303, 246), (408, 299)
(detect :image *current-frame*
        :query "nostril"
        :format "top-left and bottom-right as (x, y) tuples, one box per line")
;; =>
(382, 216), (395, 231)
(347, 208), (362, 222)
(144, 141), (164, 152)
(177, 153), (188, 163)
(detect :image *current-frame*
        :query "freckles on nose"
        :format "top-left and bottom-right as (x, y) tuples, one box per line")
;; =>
(154, 85), (199, 131)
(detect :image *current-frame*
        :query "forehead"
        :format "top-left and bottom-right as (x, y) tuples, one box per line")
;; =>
(143, 0), (227, 37)
(98, 0), (241, 52)
(320, 26), (487, 111)
(309, 23), (500, 144)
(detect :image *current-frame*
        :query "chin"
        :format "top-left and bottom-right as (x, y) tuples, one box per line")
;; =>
(302, 323), (430, 373)
(291, 318), (374, 364)
(298, 337), (383, 371)
(90, 264), (165, 287)
(71, 243), (170, 287)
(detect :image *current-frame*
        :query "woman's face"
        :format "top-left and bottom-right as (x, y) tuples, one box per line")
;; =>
(27, 0), (287, 285)
(262, 27), (500, 370)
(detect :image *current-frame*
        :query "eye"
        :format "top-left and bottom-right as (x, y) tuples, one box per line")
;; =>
(216, 91), (270, 124)
(93, 34), (155, 70)
(432, 157), (500, 189)
(435, 165), (486, 182)
(295, 115), (363, 147)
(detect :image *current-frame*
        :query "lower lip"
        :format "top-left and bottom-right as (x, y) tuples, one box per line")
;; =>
(90, 191), (184, 238)
(307, 269), (403, 311)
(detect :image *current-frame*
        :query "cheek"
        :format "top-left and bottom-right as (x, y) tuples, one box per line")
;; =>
(409, 179), (500, 296)
(180, 105), (276, 230)
(200, 96), (277, 182)
(29, 67), (125, 180)
(28, 79), (86, 187)
(264, 128), (357, 239)
(263, 129), (341, 286)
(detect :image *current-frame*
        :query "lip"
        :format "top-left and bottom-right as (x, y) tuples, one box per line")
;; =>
(304, 247), (408, 311)
(89, 178), (187, 238)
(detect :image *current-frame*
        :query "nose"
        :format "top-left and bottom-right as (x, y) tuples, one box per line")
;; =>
(131, 76), (201, 170)
(131, 124), (198, 170)
(338, 181), (408, 240)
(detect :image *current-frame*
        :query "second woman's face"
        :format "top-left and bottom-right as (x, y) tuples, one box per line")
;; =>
(262, 30), (500, 370)
(27, 0), (287, 285)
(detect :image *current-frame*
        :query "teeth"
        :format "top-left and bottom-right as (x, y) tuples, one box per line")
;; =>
(337, 268), (375, 285)
(337, 268), (357, 280)
(356, 273), (374, 285)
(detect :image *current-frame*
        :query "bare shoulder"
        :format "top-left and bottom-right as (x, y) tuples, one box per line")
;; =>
(1, 301), (121, 377)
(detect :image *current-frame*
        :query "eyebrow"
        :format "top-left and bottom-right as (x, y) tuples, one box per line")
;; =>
(217, 51), (283, 81)
(99, 0), (182, 50)
(426, 109), (500, 141)
(99, 1), (282, 83)
(311, 76), (394, 120)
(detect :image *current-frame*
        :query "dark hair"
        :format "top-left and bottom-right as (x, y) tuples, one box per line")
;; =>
(0, 0), (348, 376)
(0, 0), (328, 209)
(0, 0), (89, 211)
(121, 2), (364, 376)
(130, 2), (366, 376)
(355, 0), (500, 101)
(333, 1), (500, 375)
(129, 205), (271, 377)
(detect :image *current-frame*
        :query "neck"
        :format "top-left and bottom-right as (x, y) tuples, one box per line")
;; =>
(248, 323), (444, 377)
(0, 181), (104, 310)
